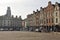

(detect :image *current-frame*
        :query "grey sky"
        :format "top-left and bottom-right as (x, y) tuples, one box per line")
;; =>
(0, 0), (60, 19)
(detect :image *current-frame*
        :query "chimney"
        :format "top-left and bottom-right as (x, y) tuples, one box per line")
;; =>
(36, 9), (38, 12)
(16, 16), (18, 18)
(19, 16), (22, 20)
(40, 7), (42, 10)
(12, 15), (14, 18)
(33, 11), (35, 13)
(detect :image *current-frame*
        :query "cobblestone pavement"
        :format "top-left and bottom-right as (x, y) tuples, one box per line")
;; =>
(0, 31), (60, 40)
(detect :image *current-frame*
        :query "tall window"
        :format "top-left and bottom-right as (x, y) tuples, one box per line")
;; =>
(56, 18), (58, 23)
(49, 19), (50, 23)
(44, 21), (45, 24)
(46, 14), (47, 17)
(8, 21), (9, 26)
(56, 12), (57, 16)
(4, 20), (5, 26)
(52, 18), (54, 23)
(46, 19), (48, 23)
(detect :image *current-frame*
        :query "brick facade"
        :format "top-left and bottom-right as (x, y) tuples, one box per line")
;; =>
(24, 1), (60, 32)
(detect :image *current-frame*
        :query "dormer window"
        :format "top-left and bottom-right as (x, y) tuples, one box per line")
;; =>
(55, 2), (58, 6)
(48, 1), (51, 6)
(56, 7), (57, 10)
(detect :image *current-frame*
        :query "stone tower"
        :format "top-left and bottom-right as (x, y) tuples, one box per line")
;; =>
(6, 7), (11, 17)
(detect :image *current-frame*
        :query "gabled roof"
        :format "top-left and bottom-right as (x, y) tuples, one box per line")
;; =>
(56, 2), (60, 7)
(52, 4), (55, 7)
(58, 3), (60, 7)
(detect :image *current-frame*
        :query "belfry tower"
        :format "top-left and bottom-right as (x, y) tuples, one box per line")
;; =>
(6, 7), (11, 17)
